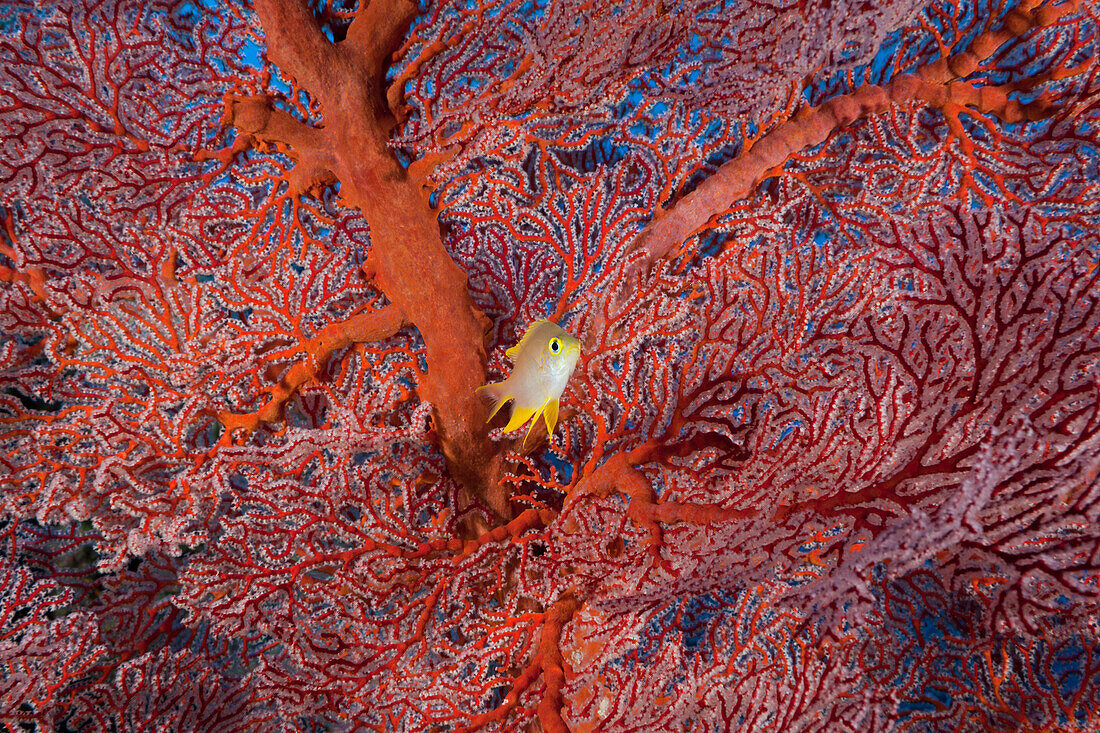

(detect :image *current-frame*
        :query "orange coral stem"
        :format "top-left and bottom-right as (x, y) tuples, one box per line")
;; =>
(628, 0), (1079, 269)
(217, 304), (406, 436)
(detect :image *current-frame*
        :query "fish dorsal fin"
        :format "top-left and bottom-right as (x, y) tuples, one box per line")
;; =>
(505, 319), (553, 359)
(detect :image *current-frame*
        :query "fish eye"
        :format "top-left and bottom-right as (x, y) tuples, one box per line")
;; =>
(549, 338), (561, 354)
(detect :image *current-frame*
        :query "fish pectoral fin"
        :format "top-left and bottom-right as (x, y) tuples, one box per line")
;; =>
(543, 399), (559, 437)
(477, 383), (511, 423)
(486, 397), (510, 422)
(503, 404), (536, 433)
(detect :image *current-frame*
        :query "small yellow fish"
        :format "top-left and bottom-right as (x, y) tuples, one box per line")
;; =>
(477, 320), (581, 445)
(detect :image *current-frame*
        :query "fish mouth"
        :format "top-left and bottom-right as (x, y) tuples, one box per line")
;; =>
(565, 344), (581, 355)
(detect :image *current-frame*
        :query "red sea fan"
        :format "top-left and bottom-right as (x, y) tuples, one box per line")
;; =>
(1, 0), (1098, 731)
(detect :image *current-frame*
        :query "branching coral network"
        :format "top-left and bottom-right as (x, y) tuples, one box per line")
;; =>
(0, 0), (1098, 730)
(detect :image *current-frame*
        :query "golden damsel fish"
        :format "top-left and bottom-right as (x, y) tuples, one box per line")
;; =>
(477, 320), (581, 446)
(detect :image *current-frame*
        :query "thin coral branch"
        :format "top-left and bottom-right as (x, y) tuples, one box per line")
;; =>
(218, 304), (406, 438)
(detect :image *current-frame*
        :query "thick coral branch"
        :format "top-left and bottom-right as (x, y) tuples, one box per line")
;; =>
(629, 0), (1079, 267)
(535, 595), (581, 733)
(461, 595), (581, 733)
(241, 0), (506, 517)
(222, 95), (327, 153)
(345, 0), (419, 78)
(221, 94), (337, 195)
(395, 507), (556, 560)
(0, 261), (47, 304)
(565, 445), (758, 563)
(0, 226), (49, 306)
(252, 0), (337, 101)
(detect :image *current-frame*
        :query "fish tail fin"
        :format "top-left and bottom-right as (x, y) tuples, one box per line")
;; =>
(476, 382), (510, 423)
